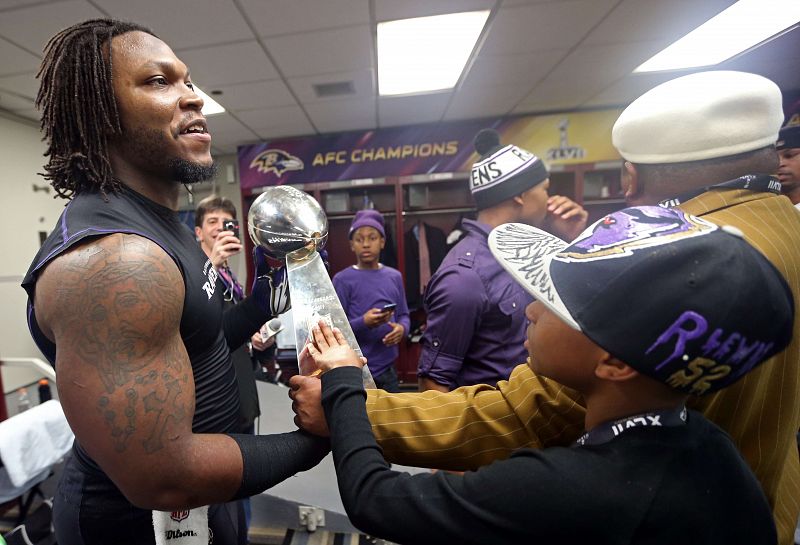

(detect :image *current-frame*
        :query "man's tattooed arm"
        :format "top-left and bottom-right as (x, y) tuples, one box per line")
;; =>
(34, 233), (243, 509)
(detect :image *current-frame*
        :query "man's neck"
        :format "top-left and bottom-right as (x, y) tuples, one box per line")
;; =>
(109, 158), (181, 210)
(476, 205), (517, 229)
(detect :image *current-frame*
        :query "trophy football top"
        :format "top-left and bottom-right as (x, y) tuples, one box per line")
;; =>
(247, 185), (329, 259)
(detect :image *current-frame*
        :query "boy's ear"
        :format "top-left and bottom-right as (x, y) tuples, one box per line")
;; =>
(595, 354), (639, 383)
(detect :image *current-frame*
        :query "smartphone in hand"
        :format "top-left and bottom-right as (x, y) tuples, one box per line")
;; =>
(222, 219), (240, 239)
(381, 303), (397, 313)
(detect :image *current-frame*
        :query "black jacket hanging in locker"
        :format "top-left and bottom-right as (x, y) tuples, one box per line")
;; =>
(404, 221), (448, 311)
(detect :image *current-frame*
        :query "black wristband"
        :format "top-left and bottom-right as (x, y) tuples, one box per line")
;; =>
(228, 431), (330, 500)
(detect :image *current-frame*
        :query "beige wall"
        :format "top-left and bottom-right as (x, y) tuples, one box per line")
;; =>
(0, 112), (68, 392)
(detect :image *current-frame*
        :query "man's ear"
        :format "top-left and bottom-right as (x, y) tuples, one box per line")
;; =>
(595, 354), (639, 383)
(621, 161), (641, 202)
(512, 194), (524, 206)
(194, 226), (202, 241)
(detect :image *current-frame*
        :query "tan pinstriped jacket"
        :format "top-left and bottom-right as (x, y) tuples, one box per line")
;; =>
(367, 189), (800, 544)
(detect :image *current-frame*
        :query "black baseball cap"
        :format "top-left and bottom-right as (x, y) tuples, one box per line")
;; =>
(776, 124), (800, 150)
(489, 206), (794, 395)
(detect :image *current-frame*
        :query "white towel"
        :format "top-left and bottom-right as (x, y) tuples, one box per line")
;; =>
(0, 468), (50, 504)
(152, 507), (209, 545)
(0, 400), (74, 488)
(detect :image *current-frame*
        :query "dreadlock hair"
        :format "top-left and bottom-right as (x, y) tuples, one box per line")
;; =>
(36, 19), (157, 199)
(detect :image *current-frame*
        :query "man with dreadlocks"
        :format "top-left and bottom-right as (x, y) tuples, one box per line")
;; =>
(21, 19), (328, 545)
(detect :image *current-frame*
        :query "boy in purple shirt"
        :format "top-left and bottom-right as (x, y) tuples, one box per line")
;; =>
(333, 210), (410, 392)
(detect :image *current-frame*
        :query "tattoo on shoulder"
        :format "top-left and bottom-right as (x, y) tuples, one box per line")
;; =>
(46, 234), (191, 453)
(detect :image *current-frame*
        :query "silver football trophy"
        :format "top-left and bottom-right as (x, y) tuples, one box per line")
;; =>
(248, 185), (376, 388)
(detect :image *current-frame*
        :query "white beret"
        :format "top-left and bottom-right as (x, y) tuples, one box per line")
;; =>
(612, 71), (784, 164)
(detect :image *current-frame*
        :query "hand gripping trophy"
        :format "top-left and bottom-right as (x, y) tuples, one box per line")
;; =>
(247, 185), (377, 388)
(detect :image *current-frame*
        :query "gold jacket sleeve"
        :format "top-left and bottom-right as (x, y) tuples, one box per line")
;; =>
(366, 363), (586, 471)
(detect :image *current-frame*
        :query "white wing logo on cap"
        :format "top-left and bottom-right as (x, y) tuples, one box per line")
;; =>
(489, 223), (567, 308)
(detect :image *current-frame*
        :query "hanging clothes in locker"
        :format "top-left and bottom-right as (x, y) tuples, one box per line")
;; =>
(404, 221), (448, 311)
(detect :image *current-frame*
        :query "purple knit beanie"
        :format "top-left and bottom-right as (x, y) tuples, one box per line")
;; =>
(349, 209), (385, 238)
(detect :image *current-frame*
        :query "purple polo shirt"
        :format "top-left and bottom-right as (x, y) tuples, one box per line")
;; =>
(333, 265), (411, 379)
(419, 219), (532, 388)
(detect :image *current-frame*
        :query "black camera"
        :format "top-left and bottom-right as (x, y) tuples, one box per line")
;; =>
(222, 219), (240, 239)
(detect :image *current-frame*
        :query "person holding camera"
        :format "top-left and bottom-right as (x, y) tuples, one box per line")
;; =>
(195, 194), (244, 271)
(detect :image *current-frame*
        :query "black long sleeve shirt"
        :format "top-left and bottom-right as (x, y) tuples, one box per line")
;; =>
(321, 366), (776, 545)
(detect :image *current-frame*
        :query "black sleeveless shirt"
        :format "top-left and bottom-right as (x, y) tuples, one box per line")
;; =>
(22, 187), (240, 482)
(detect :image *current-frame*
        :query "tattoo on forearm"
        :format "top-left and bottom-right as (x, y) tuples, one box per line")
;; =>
(99, 389), (137, 452)
(143, 372), (187, 453)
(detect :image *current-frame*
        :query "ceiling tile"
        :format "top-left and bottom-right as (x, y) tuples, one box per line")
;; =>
(461, 49), (567, 89)
(305, 98), (375, 134)
(95, 0), (253, 49)
(481, 0), (618, 55)
(239, 0), (368, 36)
(0, 0), (50, 9)
(263, 25), (373, 78)
(374, 0), (494, 22)
(210, 80), (297, 111)
(0, 106), (38, 121)
(0, 89), (34, 110)
(207, 112), (252, 134)
(176, 40), (279, 88)
(287, 69), (374, 103)
(379, 92), (450, 127)
(502, 0), (580, 5)
(582, 72), (684, 108)
(237, 104), (315, 139)
(583, 0), (736, 46)
(0, 71), (38, 98)
(0, 1), (104, 53)
(255, 123), (316, 141)
(0, 39), (40, 76)
(444, 83), (530, 121)
(514, 40), (669, 112)
(207, 113), (260, 151)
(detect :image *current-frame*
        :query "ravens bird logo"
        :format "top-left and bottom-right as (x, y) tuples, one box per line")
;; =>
(250, 149), (304, 176)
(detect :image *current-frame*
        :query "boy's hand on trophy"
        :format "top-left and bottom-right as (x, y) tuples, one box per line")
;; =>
(306, 320), (363, 372)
